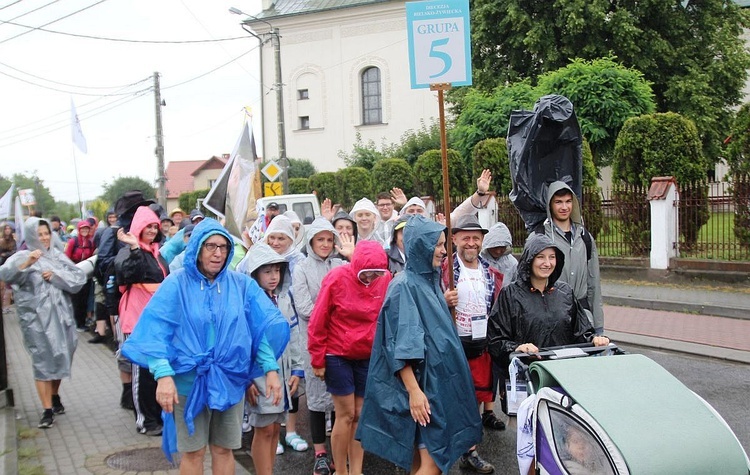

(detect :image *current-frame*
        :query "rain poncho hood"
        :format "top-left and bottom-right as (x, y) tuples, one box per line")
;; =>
(332, 210), (358, 241)
(399, 196), (426, 215)
(516, 233), (564, 289)
(121, 218), (289, 454)
(546, 181), (582, 226)
(283, 210), (305, 252)
(482, 222), (513, 253)
(304, 218), (340, 259)
(0, 217), (86, 379)
(357, 215), (482, 472)
(244, 242), (286, 276)
(350, 197), (379, 218)
(265, 215), (295, 246)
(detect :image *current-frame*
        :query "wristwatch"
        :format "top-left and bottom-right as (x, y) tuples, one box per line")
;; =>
(476, 190), (486, 196)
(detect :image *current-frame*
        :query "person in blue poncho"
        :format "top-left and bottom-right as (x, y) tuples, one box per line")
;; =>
(356, 215), (482, 474)
(122, 218), (290, 474)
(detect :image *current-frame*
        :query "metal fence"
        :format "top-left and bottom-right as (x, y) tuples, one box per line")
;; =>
(433, 174), (750, 261)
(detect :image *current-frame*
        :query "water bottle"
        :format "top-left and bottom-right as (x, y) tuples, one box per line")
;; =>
(106, 275), (115, 295)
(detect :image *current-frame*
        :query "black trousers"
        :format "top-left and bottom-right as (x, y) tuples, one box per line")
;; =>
(71, 279), (91, 328)
(132, 364), (162, 431)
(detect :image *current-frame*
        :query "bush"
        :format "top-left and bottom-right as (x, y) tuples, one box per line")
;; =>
(178, 189), (216, 218)
(288, 178), (310, 195)
(733, 174), (750, 247)
(383, 120), (442, 166)
(287, 158), (317, 179)
(413, 149), (469, 198)
(370, 159), (415, 196)
(335, 167), (372, 210)
(471, 138), (512, 196)
(613, 112), (710, 249)
(308, 172), (339, 205)
(581, 140), (602, 239)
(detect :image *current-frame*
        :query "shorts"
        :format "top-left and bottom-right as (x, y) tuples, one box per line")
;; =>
(248, 411), (286, 429)
(323, 355), (369, 397)
(174, 395), (244, 453)
(468, 351), (493, 403)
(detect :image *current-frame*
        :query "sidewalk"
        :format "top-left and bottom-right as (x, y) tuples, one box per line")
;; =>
(1, 305), (251, 475)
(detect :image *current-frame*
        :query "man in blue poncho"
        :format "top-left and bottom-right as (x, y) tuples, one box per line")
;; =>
(357, 215), (482, 474)
(123, 218), (289, 474)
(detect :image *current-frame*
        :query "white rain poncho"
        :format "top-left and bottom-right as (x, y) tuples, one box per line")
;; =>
(0, 217), (86, 379)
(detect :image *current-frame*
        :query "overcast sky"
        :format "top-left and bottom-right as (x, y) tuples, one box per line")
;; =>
(0, 0), (266, 204)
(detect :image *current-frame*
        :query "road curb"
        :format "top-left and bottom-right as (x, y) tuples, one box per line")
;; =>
(0, 404), (17, 475)
(603, 296), (750, 321)
(608, 330), (750, 364)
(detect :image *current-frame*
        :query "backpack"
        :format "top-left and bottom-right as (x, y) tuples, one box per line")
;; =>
(533, 223), (592, 261)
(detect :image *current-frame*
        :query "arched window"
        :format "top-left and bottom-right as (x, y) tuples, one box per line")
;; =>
(361, 67), (382, 125)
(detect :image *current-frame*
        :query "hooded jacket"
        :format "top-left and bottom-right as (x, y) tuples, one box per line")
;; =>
(536, 180), (604, 332)
(122, 218), (289, 435)
(244, 243), (304, 414)
(291, 218), (345, 412)
(0, 218), (86, 379)
(488, 234), (595, 369)
(307, 240), (390, 368)
(356, 215), (482, 473)
(65, 221), (95, 264)
(481, 222), (519, 288)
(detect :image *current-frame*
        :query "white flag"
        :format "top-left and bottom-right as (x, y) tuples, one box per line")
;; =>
(71, 98), (88, 154)
(0, 183), (14, 220)
(14, 196), (24, 245)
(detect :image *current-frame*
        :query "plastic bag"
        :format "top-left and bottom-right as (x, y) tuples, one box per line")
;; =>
(508, 95), (583, 231)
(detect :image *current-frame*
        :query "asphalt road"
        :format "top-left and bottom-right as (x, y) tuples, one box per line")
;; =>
(236, 344), (750, 474)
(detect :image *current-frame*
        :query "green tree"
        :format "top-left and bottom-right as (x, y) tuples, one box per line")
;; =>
(580, 139), (603, 239)
(471, 138), (512, 196)
(449, 82), (536, 163)
(370, 159), (415, 196)
(100, 176), (155, 205)
(469, 0), (750, 161)
(335, 167), (372, 210)
(536, 57), (656, 164)
(413, 149), (469, 198)
(613, 112), (710, 250)
(383, 120), (442, 166)
(0, 173), (57, 217)
(288, 178), (310, 194)
(309, 172), (340, 204)
(725, 102), (750, 174)
(287, 158), (317, 179)
(338, 133), (385, 170)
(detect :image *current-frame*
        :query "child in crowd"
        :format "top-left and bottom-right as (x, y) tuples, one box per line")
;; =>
(245, 243), (305, 475)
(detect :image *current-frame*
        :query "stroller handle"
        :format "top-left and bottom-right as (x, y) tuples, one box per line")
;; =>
(510, 342), (622, 363)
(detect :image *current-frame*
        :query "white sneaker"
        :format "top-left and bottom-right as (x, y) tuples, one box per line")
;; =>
(242, 402), (252, 433)
(276, 442), (284, 455)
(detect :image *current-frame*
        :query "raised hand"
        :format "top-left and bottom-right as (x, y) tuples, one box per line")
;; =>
(390, 188), (407, 207)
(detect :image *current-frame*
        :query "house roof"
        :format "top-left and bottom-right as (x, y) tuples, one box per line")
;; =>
(165, 160), (203, 199)
(251, 0), (389, 20)
(191, 155), (228, 176)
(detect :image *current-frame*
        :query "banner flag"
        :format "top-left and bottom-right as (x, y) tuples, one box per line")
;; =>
(203, 120), (261, 238)
(14, 196), (24, 245)
(71, 98), (88, 154)
(0, 183), (14, 220)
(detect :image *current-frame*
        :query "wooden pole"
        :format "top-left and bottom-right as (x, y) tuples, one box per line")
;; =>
(430, 83), (455, 317)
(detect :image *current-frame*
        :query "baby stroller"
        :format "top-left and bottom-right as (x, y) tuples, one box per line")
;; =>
(509, 343), (750, 475)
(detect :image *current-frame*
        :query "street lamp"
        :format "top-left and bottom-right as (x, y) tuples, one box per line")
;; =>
(229, 7), (289, 195)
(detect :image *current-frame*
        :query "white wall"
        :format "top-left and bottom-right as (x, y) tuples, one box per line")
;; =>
(255, 1), (438, 173)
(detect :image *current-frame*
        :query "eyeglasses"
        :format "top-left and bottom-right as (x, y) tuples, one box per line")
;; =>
(203, 242), (230, 253)
(376, 202), (393, 208)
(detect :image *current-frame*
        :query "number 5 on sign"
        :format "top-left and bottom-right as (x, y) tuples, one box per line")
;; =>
(406, 0), (472, 89)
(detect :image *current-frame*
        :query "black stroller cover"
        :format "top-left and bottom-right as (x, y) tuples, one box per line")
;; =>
(507, 95), (583, 231)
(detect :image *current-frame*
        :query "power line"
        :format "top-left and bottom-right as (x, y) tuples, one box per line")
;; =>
(0, 67), (151, 96)
(0, 1), (25, 13)
(0, 61), (150, 90)
(3, 0), (61, 23)
(0, 17), (251, 44)
(0, 0), (110, 46)
(162, 46), (258, 90)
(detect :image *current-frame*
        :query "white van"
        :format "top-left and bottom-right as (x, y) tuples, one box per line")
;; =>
(257, 194), (320, 224)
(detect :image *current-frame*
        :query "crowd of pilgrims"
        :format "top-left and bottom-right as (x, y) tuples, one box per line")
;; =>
(0, 168), (610, 475)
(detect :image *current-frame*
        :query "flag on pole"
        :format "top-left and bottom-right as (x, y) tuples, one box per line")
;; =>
(14, 196), (24, 245)
(203, 120), (261, 239)
(71, 98), (88, 154)
(0, 183), (14, 220)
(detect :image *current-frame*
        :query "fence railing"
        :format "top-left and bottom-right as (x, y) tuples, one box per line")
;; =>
(432, 174), (750, 261)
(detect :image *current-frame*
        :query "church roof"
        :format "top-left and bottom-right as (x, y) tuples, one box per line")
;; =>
(253, 0), (389, 20)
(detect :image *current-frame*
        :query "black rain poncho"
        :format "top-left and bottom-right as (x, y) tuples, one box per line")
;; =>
(356, 215), (482, 473)
(488, 234), (594, 370)
(0, 218), (86, 379)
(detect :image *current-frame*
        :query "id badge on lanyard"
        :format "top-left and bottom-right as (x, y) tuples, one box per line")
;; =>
(470, 315), (488, 340)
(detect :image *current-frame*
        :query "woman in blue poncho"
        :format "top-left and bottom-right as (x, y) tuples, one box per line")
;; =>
(122, 218), (289, 473)
(356, 215), (482, 474)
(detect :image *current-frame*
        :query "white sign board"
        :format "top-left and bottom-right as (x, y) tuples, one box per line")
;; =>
(18, 188), (36, 207)
(406, 0), (472, 89)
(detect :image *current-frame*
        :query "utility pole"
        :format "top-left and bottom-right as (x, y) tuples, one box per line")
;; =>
(271, 30), (289, 195)
(154, 72), (167, 209)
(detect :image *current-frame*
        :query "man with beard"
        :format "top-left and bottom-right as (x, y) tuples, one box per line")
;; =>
(441, 214), (504, 474)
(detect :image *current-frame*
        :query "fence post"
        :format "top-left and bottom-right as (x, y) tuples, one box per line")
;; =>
(648, 176), (679, 269)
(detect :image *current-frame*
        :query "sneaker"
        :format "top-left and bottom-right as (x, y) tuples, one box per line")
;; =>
(276, 442), (284, 455)
(88, 333), (107, 344)
(144, 425), (163, 437)
(459, 450), (495, 474)
(38, 409), (54, 429)
(285, 433), (309, 451)
(242, 403), (252, 433)
(75, 326), (87, 333)
(312, 452), (332, 475)
(52, 395), (65, 415)
(481, 411), (505, 431)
